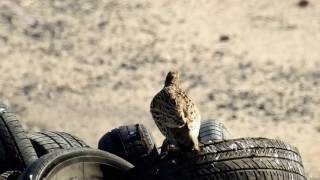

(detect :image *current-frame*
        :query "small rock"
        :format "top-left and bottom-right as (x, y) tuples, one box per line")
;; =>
(219, 35), (230, 42)
(297, 0), (309, 8)
(207, 93), (215, 101)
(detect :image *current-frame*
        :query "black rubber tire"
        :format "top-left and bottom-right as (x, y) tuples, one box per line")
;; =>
(198, 119), (232, 143)
(136, 138), (306, 180)
(0, 103), (38, 173)
(28, 131), (89, 157)
(0, 171), (21, 180)
(160, 119), (232, 154)
(98, 124), (159, 167)
(18, 148), (134, 180)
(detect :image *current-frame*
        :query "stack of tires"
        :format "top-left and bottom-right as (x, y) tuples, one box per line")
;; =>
(0, 103), (132, 180)
(98, 121), (306, 180)
(0, 103), (307, 180)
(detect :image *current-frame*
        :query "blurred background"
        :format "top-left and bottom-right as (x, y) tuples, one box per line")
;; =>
(0, 0), (319, 179)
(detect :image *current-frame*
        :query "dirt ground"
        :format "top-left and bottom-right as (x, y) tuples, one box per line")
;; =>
(0, 0), (320, 179)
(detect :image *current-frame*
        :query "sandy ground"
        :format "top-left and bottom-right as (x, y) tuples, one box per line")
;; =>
(0, 0), (320, 179)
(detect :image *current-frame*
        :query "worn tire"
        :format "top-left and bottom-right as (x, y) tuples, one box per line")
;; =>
(28, 131), (89, 157)
(160, 119), (232, 154)
(0, 103), (37, 173)
(199, 119), (232, 143)
(0, 171), (21, 180)
(98, 124), (159, 167)
(137, 138), (306, 180)
(18, 148), (134, 180)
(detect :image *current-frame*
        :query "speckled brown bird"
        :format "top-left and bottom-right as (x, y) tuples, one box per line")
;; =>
(150, 71), (201, 151)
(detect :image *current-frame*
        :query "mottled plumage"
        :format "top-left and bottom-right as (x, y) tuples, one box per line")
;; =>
(150, 71), (201, 151)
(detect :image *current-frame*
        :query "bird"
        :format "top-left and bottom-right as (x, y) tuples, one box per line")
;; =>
(150, 71), (201, 152)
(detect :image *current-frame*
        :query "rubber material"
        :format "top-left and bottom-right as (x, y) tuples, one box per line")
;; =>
(0, 171), (21, 180)
(98, 124), (159, 167)
(199, 119), (232, 143)
(18, 148), (134, 180)
(0, 103), (38, 173)
(136, 138), (306, 180)
(161, 119), (231, 153)
(28, 131), (89, 157)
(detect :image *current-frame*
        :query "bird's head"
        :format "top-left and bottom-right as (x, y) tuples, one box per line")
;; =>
(164, 71), (180, 87)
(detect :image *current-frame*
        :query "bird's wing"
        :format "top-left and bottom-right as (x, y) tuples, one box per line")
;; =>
(177, 89), (201, 130)
(150, 88), (186, 128)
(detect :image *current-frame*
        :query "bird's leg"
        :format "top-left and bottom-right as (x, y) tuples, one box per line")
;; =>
(193, 142), (204, 154)
(198, 142), (204, 148)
